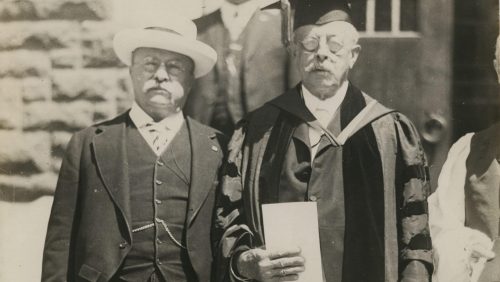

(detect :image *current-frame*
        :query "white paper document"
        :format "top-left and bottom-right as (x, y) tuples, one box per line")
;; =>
(262, 202), (323, 282)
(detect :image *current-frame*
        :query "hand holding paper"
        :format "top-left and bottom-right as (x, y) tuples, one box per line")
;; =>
(236, 247), (305, 281)
(262, 202), (323, 282)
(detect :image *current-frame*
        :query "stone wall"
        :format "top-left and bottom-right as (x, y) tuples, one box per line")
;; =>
(0, 0), (134, 203)
(0, 1), (134, 280)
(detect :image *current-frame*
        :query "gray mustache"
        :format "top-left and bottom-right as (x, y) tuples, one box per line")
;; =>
(143, 80), (174, 93)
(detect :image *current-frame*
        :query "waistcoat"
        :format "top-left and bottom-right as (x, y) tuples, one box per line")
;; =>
(118, 123), (195, 281)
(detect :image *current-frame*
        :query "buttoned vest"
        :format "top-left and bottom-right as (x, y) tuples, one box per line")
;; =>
(118, 123), (196, 281)
(465, 122), (500, 281)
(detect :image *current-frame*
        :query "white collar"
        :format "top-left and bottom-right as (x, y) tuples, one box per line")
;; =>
(221, 0), (261, 17)
(220, 0), (261, 40)
(129, 102), (184, 133)
(302, 81), (349, 118)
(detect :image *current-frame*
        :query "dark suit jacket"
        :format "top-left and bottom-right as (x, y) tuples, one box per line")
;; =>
(42, 112), (225, 282)
(184, 9), (298, 124)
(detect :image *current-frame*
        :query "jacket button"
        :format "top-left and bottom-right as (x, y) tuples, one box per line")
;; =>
(157, 160), (164, 166)
(309, 195), (318, 202)
(155, 180), (163, 185)
(119, 242), (127, 249)
(155, 199), (162, 204)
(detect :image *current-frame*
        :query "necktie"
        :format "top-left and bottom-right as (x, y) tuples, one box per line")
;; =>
(145, 122), (168, 153)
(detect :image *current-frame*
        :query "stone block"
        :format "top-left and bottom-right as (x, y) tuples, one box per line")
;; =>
(0, 21), (79, 50)
(93, 101), (117, 122)
(0, 173), (58, 200)
(0, 0), (112, 21)
(117, 98), (133, 113)
(50, 48), (81, 68)
(51, 131), (72, 157)
(0, 77), (51, 103)
(81, 21), (122, 68)
(22, 77), (52, 101)
(0, 79), (23, 129)
(0, 50), (51, 78)
(0, 131), (51, 174)
(51, 157), (62, 172)
(117, 71), (133, 100)
(23, 101), (94, 131)
(52, 68), (128, 101)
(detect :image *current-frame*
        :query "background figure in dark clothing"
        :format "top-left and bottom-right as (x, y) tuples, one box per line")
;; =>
(184, 0), (298, 135)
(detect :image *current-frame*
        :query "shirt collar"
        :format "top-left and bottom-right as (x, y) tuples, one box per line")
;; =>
(129, 102), (184, 132)
(302, 81), (349, 116)
(221, 0), (261, 16)
(221, 0), (261, 39)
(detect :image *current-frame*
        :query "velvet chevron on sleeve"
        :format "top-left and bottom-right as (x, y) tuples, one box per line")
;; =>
(213, 120), (255, 282)
(394, 113), (433, 281)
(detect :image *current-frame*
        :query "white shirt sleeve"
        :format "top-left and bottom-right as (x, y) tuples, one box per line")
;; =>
(429, 133), (493, 282)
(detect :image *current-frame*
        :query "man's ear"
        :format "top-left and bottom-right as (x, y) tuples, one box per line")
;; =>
(349, 44), (361, 69)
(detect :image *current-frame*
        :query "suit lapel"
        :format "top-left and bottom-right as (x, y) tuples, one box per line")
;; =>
(186, 117), (223, 226)
(92, 114), (132, 239)
(242, 10), (262, 63)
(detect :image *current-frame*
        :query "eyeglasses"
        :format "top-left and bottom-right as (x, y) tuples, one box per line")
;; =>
(301, 36), (344, 54)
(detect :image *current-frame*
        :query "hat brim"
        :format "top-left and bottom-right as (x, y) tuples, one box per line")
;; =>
(113, 28), (217, 78)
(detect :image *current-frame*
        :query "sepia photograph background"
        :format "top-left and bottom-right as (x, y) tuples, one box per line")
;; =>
(0, 0), (498, 281)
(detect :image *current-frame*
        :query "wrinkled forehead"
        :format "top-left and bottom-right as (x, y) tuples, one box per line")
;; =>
(294, 21), (358, 44)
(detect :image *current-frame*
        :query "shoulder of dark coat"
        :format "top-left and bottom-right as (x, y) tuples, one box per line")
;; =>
(70, 111), (129, 139)
(244, 102), (281, 128)
(194, 9), (222, 34)
(474, 121), (500, 144)
(187, 116), (228, 146)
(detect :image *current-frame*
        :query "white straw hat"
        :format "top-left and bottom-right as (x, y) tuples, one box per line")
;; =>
(113, 10), (217, 78)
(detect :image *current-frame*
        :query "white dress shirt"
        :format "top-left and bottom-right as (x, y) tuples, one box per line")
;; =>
(220, 0), (261, 41)
(302, 82), (348, 158)
(129, 102), (185, 156)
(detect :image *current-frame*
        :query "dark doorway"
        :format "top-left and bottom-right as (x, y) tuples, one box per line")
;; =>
(453, 0), (500, 139)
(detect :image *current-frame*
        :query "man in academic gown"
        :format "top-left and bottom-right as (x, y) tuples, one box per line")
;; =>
(42, 7), (223, 282)
(213, 1), (433, 281)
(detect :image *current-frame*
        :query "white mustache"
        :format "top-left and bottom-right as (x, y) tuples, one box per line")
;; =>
(305, 62), (331, 73)
(142, 80), (184, 100)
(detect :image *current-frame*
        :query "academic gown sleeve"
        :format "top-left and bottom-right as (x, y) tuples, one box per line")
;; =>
(428, 133), (493, 282)
(213, 120), (255, 282)
(393, 113), (434, 282)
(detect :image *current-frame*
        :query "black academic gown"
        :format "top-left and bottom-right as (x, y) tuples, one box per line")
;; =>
(214, 83), (433, 282)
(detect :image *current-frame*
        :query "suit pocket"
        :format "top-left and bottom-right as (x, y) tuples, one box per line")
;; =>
(78, 264), (101, 282)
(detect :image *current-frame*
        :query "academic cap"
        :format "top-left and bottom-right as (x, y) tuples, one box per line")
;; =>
(261, 0), (351, 45)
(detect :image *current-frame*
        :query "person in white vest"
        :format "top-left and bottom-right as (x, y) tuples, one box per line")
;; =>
(429, 35), (500, 282)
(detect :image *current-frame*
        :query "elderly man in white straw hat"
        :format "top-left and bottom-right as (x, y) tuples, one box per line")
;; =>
(42, 5), (223, 282)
